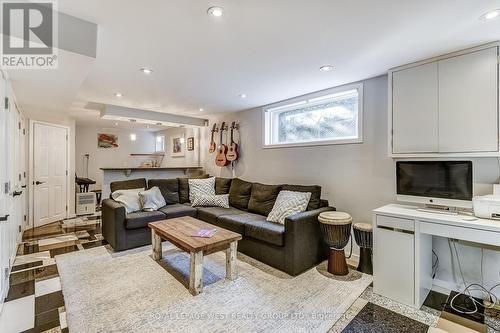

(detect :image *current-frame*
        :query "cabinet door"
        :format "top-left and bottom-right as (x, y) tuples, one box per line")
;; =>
(373, 217), (415, 306)
(438, 47), (498, 152)
(392, 62), (439, 153)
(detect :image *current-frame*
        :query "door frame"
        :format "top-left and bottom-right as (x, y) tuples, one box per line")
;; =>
(28, 120), (71, 229)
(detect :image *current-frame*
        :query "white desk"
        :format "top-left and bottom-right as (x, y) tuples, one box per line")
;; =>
(372, 204), (500, 308)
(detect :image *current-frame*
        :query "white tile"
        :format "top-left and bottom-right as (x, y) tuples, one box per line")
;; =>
(35, 277), (62, 297)
(0, 295), (35, 333)
(59, 311), (68, 329)
(14, 251), (51, 265)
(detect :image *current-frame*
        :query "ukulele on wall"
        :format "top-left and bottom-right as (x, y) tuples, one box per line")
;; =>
(215, 122), (230, 166)
(226, 122), (239, 162)
(209, 123), (218, 153)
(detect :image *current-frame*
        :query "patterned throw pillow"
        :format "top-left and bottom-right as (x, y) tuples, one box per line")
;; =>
(188, 177), (216, 202)
(191, 194), (229, 208)
(111, 188), (145, 213)
(139, 186), (166, 211)
(266, 190), (312, 224)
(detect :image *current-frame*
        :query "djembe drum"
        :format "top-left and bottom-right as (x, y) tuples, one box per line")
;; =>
(353, 223), (373, 274)
(318, 211), (352, 276)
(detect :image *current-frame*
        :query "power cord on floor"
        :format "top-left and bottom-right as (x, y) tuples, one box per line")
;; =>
(449, 239), (500, 323)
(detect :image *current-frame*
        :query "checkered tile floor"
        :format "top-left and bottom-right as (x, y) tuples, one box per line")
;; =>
(0, 213), (105, 333)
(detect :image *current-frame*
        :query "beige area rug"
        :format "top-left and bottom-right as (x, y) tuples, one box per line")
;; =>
(56, 244), (372, 333)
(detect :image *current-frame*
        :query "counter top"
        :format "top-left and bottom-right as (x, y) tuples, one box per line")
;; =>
(100, 167), (202, 171)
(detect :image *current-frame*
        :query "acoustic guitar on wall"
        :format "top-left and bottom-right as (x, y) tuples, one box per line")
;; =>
(215, 122), (230, 167)
(226, 122), (239, 162)
(208, 123), (217, 153)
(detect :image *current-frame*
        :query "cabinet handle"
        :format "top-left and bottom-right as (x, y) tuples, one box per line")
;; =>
(12, 191), (23, 197)
(377, 225), (414, 235)
(0, 215), (9, 222)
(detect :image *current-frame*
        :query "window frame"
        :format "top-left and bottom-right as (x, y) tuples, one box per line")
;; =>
(262, 83), (363, 149)
(155, 135), (165, 152)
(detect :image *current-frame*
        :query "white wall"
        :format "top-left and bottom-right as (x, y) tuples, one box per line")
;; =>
(201, 75), (500, 296)
(75, 125), (156, 189)
(155, 127), (201, 167)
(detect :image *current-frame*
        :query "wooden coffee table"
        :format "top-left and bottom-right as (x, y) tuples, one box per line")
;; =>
(148, 216), (242, 295)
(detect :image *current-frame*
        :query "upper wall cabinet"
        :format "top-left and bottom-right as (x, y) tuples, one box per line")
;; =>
(389, 43), (499, 157)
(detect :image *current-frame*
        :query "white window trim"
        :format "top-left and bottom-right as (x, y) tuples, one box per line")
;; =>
(155, 135), (165, 152)
(262, 82), (364, 149)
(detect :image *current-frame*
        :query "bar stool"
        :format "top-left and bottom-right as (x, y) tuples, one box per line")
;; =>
(318, 211), (352, 276)
(353, 223), (373, 274)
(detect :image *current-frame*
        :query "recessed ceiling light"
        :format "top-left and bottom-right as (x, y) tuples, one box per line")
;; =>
(480, 9), (500, 20)
(140, 67), (153, 74)
(319, 65), (334, 72)
(114, 122), (118, 126)
(239, 94), (247, 99)
(114, 92), (123, 97)
(199, 108), (204, 112)
(207, 6), (224, 17)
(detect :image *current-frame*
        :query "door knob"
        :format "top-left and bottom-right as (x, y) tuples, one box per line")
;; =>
(13, 190), (22, 197)
(35, 181), (45, 185)
(0, 215), (9, 222)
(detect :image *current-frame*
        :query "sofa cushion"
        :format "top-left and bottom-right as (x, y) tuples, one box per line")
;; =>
(148, 179), (179, 204)
(196, 206), (245, 224)
(228, 178), (252, 210)
(216, 177), (232, 195)
(282, 184), (322, 211)
(110, 178), (147, 194)
(125, 211), (166, 230)
(245, 219), (285, 246)
(178, 174), (209, 204)
(159, 203), (197, 219)
(217, 212), (266, 235)
(247, 183), (281, 216)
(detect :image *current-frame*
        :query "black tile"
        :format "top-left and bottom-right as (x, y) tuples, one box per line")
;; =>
(82, 239), (108, 249)
(34, 308), (60, 332)
(10, 269), (35, 286)
(35, 290), (64, 315)
(422, 290), (449, 312)
(11, 260), (43, 272)
(342, 302), (429, 333)
(5, 279), (35, 301)
(443, 290), (485, 324)
(49, 245), (79, 258)
(34, 264), (59, 281)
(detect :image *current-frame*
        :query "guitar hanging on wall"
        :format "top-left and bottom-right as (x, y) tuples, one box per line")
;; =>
(215, 122), (230, 166)
(226, 121), (239, 162)
(208, 123), (218, 153)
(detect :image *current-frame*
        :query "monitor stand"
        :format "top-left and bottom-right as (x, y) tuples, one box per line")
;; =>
(417, 204), (459, 215)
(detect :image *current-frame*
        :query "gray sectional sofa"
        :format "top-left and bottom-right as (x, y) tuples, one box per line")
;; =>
(102, 176), (335, 276)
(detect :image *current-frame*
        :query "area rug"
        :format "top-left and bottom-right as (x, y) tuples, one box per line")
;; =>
(55, 244), (372, 333)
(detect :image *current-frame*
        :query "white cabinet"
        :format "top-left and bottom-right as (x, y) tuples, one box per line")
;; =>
(438, 47), (498, 152)
(392, 62), (439, 153)
(373, 215), (415, 306)
(389, 43), (499, 157)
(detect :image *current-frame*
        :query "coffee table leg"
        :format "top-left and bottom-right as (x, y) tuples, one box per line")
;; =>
(189, 250), (203, 295)
(151, 229), (162, 261)
(226, 241), (238, 280)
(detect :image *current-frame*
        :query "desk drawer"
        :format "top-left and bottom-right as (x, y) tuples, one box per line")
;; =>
(377, 215), (415, 232)
(419, 221), (500, 247)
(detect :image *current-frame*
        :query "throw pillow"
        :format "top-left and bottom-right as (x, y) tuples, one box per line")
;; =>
(139, 186), (166, 211)
(188, 177), (216, 202)
(266, 190), (312, 224)
(178, 174), (209, 203)
(191, 194), (229, 208)
(111, 188), (145, 213)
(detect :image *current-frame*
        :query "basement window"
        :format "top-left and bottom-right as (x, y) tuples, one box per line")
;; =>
(263, 83), (363, 148)
(156, 135), (165, 152)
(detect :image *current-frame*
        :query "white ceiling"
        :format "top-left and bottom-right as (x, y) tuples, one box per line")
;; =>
(7, 0), (500, 124)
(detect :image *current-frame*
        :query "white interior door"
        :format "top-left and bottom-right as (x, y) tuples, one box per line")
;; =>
(33, 122), (68, 227)
(0, 77), (8, 310)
